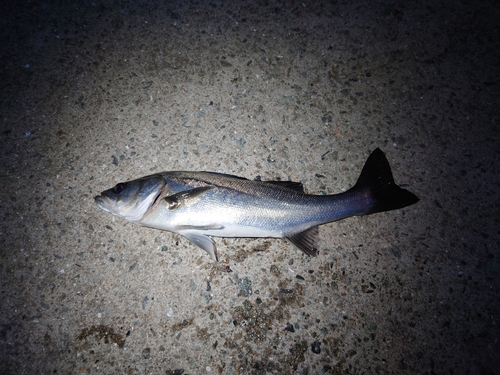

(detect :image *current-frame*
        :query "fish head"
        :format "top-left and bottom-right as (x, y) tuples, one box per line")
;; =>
(94, 175), (165, 222)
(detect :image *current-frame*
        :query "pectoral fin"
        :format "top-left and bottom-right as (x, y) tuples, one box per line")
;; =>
(286, 227), (319, 257)
(164, 186), (213, 210)
(181, 233), (219, 261)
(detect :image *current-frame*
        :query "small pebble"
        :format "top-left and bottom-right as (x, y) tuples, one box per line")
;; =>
(284, 324), (295, 333)
(311, 340), (321, 354)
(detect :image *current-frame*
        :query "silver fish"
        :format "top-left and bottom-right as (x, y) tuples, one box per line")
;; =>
(94, 148), (418, 261)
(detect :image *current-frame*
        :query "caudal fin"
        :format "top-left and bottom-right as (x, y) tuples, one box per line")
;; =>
(352, 148), (419, 214)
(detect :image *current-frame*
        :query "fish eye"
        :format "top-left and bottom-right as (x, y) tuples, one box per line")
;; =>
(113, 183), (125, 194)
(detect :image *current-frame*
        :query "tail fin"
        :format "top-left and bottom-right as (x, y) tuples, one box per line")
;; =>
(352, 148), (419, 214)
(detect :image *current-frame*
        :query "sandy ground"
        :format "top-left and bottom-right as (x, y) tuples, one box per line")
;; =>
(1, 0), (499, 374)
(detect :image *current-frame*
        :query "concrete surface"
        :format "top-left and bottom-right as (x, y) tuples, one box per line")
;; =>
(1, 0), (499, 374)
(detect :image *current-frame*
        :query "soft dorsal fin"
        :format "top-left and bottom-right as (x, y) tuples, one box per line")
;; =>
(265, 180), (305, 193)
(286, 227), (319, 257)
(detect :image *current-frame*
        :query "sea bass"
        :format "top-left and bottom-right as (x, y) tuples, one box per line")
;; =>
(94, 148), (418, 261)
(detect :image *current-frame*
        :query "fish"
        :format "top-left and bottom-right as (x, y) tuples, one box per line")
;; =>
(94, 148), (419, 261)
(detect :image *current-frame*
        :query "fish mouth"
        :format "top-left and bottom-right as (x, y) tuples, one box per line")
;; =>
(94, 194), (115, 214)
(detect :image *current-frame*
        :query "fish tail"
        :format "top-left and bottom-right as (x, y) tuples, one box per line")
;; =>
(352, 148), (419, 214)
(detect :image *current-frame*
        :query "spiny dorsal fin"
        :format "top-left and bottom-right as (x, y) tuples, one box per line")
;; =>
(201, 171), (250, 181)
(286, 227), (319, 257)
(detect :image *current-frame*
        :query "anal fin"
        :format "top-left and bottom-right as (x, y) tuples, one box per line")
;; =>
(181, 233), (219, 261)
(286, 227), (319, 257)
